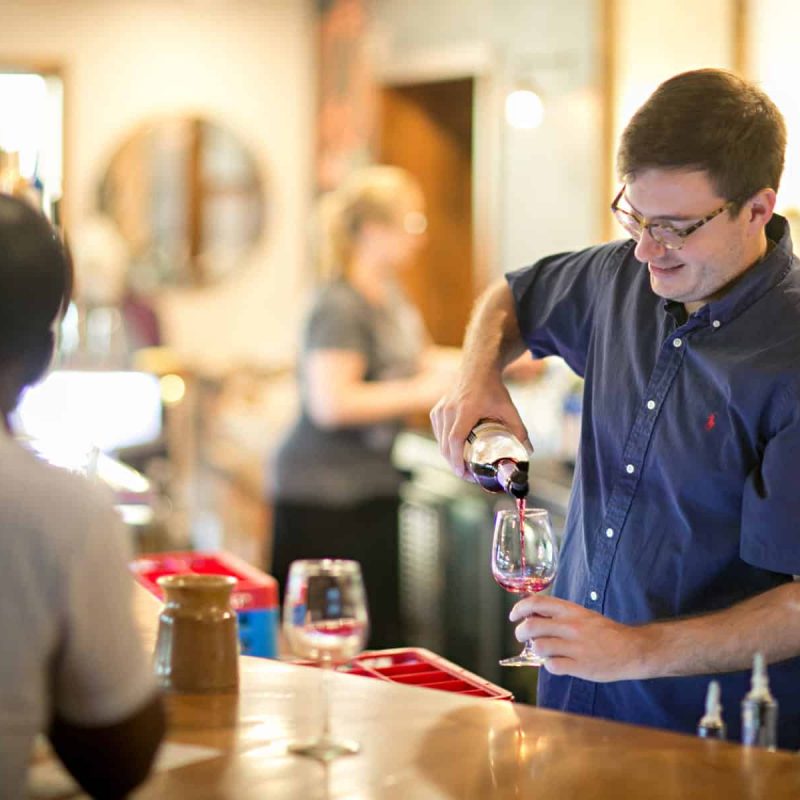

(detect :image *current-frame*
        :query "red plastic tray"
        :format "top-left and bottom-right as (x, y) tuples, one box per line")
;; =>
(292, 647), (513, 700)
(130, 550), (278, 611)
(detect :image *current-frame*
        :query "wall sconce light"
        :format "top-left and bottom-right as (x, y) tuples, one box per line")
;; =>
(503, 51), (577, 131)
(505, 82), (544, 130)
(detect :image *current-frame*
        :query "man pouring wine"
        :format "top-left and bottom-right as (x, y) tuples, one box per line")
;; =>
(431, 68), (800, 747)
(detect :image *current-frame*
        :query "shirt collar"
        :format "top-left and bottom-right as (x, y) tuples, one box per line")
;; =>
(661, 213), (795, 327)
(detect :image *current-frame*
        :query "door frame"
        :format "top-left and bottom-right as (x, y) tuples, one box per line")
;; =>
(0, 59), (67, 227)
(375, 44), (501, 295)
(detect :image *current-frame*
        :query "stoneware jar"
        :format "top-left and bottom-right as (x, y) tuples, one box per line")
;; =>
(154, 574), (239, 693)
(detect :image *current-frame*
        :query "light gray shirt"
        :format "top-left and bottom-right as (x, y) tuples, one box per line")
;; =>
(272, 279), (425, 505)
(0, 430), (156, 798)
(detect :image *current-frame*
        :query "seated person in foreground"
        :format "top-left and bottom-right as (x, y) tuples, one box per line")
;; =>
(0, 194), (165, 798)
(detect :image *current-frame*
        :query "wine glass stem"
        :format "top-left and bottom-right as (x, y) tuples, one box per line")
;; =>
(522, 639), (537, 659)
(319, 661), (333, 741)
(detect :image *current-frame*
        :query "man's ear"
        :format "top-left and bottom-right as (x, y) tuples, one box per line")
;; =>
(747, 187), (777, 228)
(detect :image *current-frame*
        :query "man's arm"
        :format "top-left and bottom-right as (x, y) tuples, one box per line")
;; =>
(49, 691), (165, 797)
(510, 581), (800, 682)
(430, 279), (530, 475)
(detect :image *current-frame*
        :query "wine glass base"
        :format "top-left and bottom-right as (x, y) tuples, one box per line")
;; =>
(499, 655), (544, 668)
(288, 738), (360, 762)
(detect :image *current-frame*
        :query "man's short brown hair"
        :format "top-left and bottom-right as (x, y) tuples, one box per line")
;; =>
(617, 69), (787, 213)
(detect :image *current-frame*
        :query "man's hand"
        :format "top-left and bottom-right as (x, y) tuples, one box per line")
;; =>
(430, 376), (527, 477)
(509, 594), (657, 683)
(428, 278), (532, 477)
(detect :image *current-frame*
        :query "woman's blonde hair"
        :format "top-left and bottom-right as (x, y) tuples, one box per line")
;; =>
(314, 165), (423, 280)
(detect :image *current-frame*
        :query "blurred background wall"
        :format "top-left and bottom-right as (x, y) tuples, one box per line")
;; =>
(0, 0), (316, 372)
(4, 0), (795, 370)
(2, 0), (800, 568)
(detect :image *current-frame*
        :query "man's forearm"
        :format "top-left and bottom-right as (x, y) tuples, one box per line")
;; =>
(641, 581), (800, 678)
(460, 279), (527, 378)
(430, 278), (531, 473)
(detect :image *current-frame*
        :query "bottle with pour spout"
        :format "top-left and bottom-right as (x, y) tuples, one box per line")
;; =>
(463, 420), (530, 499)
(697, 680), (726, 740)
(741, 651), (778, 749)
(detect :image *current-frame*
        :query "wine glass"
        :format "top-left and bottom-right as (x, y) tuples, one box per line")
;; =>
(283, 559), (369, 760)
(491, 506), (558, 667)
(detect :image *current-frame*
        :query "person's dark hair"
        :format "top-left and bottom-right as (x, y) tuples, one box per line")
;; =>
(0, 194), (73, 392)
(617, 68), (787, 213)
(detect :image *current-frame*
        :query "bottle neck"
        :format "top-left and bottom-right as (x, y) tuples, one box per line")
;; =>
(496, 459), (529, 499)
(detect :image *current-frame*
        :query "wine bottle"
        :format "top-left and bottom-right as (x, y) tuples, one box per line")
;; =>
(463, 420), (530, 499)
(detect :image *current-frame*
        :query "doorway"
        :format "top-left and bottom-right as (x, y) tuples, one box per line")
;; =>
(0, 66), (64, 225)
(379, 78), (474, 348)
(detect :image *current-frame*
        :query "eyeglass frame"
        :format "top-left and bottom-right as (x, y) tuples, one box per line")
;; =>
(610, 185), (734, 250)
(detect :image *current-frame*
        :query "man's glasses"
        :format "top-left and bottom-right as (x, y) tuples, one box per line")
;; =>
(610, 186), (732, 251)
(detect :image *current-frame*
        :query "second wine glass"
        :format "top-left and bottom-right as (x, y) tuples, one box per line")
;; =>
(283, 558), (369, 760)
(491, 506), (558, 667)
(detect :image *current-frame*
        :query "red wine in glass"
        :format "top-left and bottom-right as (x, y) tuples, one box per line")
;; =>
(494, 573), (554, 594)
(491, 507), (558, 667)
(516, 496), (527, 572)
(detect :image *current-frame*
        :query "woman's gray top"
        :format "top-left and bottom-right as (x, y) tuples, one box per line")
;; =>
(271, 279), (426, 506)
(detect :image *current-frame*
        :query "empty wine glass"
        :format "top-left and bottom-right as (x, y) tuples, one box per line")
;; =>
(283, 559), (369, 760)
(491, 506), (558, 667)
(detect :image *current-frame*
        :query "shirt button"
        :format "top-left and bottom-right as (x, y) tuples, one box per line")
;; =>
(589, 591), (599, 601)
(626, 463), (635, 474)
(606, 527), (614, 538)
(712, 320), (721, 329)
(646, 400), (656, 410)
(673, 338), (683, 348)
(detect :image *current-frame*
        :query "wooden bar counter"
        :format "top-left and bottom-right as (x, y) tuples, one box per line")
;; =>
(124, 585), (800, 798)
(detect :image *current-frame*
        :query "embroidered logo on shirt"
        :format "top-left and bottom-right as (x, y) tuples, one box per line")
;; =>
(705, 412), (717, 431)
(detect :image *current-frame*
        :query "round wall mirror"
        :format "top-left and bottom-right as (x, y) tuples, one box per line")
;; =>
(98, 116), (265, 288)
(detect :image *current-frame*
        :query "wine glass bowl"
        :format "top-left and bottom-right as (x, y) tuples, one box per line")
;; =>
(491, 507), (558, 667)
(284, 561), (369, 665)
(287, 616), (367, 665)
(283, 559), (369, 760)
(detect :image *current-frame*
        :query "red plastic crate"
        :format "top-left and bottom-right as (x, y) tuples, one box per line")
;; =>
(292, 647), (513, 700)
(130, 550), (278, 611)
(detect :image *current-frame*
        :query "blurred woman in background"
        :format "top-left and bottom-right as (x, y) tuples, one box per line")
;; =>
(270, 165), (456, 649)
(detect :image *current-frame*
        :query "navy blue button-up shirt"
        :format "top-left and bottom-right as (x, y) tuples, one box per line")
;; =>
(507, 215), (800, 747)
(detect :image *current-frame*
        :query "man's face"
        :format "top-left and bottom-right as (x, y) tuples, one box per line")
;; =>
(623, 169), (769, 314)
